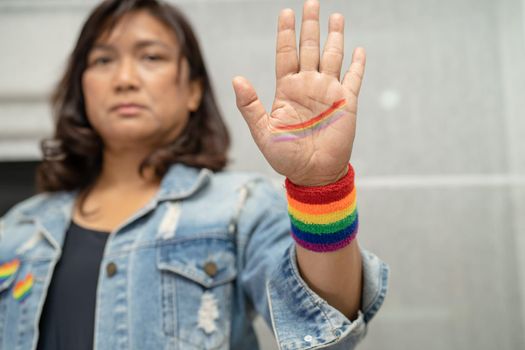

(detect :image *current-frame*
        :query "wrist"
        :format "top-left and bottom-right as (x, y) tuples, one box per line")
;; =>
(285, 163), (354, 192)
(286, 163), (351, 187)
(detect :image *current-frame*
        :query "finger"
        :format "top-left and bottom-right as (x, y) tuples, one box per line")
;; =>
(232, 76), (268, 140)
(342, 47), (366, 97)
(320, 13), (344, 79)
(276, 9), (299, 79)
(299, 0), (320, 72)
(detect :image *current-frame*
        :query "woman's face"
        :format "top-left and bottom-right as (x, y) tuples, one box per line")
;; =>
(82, 10), (202, 150)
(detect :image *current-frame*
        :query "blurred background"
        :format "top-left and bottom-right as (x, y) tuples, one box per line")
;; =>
(1, 0), (524, 349)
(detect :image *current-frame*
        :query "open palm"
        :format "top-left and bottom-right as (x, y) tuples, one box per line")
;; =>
(232, 0), (365, 186)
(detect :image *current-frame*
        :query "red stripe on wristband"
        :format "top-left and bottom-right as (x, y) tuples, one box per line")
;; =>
(285, 164), (354, 204)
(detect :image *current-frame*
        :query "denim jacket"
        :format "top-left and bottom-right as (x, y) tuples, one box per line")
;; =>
(0, 163), (389, 350)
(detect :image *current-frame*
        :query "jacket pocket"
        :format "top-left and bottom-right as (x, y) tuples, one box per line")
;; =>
(156, 235), (237, 349)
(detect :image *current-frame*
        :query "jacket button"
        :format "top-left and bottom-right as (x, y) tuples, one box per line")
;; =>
(106, 262), (117, 277)
(203, 261), (217, 277)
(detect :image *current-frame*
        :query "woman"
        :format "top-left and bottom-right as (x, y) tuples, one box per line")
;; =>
(0, 0), (389, 349)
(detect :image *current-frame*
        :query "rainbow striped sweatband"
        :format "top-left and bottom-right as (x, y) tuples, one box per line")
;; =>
(270, 99), (347, 142)
(285, 164), (358, 252)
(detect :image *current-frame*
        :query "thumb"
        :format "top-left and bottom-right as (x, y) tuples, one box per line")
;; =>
(232, 76), (268, 138)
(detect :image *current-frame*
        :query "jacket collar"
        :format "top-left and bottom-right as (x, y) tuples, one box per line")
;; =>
(16, 163), (212, 250)
(156, 163), (212, 202)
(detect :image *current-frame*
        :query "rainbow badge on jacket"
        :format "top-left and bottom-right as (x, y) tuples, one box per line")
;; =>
(0, 258), (20, 284)
(13, 273), (34, 302)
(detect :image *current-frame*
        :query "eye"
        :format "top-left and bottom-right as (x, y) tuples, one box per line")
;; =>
(143, 54), (164, 62)
(91, 56), (113, 66)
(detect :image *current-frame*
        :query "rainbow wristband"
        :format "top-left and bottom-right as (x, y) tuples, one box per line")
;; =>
(285, 164), (358, 252)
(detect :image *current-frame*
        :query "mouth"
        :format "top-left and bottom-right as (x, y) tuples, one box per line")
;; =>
(110, 103), (146, 116)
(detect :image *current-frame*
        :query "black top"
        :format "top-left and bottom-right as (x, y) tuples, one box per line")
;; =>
(37, 221), (109, 350)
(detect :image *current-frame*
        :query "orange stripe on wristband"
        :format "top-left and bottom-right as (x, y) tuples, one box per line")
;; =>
(287, 186), (356, 215)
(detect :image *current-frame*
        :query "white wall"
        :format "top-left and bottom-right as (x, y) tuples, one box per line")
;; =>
(1, 0), (524, 349)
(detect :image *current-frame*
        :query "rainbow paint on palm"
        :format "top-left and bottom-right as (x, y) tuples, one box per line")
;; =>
(270, 99), (347, 142)
(13, 273), (33, 302)
(285, 163), (358, 252)
(0, 258), (20, 284)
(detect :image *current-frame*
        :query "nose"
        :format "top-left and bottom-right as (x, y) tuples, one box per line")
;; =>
(113, 57), (139, 92)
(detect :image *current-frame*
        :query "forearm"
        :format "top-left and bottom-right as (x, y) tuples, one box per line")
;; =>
(285, 163), (362, 320)
(295, 239), (363, 320)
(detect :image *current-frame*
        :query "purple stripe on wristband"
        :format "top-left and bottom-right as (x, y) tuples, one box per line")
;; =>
(290, 224), (359, 252)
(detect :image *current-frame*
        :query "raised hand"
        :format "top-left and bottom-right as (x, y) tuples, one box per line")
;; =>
(232, 0), (365, 186)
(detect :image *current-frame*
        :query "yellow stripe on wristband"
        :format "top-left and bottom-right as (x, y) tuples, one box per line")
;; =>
(288, 200), (357, 225)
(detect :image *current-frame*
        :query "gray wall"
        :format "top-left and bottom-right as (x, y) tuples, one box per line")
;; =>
(1, 0), (524, 349)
